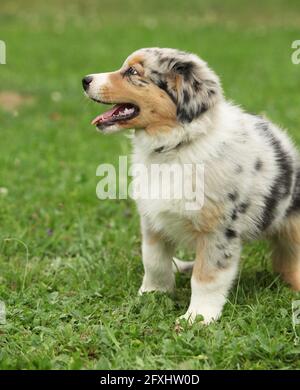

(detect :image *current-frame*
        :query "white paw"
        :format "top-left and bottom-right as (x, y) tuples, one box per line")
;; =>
(178, 306), (222, 325)
(138, 282), (174, 296)
(138, 285), (157, 295)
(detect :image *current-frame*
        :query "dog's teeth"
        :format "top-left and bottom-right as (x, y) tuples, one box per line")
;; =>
(123, 108), (134, 115)
(111, 107), (135, 119)
(116, 107), (135, 117)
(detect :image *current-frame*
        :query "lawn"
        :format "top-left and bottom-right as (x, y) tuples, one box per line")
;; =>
(0, 0), (300, 370)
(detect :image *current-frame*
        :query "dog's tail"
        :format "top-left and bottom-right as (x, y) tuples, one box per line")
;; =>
(172, 257), (195, 274)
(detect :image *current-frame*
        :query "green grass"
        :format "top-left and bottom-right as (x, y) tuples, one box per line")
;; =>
(1, 0), (300, 369)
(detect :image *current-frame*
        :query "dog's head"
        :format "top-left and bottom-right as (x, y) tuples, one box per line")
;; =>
(83, 48), (223, 133)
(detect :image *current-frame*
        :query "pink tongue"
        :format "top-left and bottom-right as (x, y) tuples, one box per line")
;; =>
(91, 104), (122, 125)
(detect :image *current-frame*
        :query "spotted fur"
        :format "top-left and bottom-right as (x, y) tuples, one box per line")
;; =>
(84, 47), (300, 324)
(143, 48), (222, 123)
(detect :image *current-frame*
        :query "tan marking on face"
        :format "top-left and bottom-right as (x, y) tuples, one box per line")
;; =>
(97, 66), (178, 133)
(127, 55), (145, 68)
(167, 74), (181, 98)
(124, 57), (145, 77)
(134, 62), (145, 76)
(175, 74), (181, 91)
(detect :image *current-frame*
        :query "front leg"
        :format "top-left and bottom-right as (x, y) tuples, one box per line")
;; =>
(181, 232), (241, 324)
(139, 219), (175, 295)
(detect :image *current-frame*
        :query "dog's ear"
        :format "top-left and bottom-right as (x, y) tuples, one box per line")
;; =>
(170, 59), (222, 123)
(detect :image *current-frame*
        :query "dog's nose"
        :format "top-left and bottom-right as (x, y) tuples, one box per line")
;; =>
(82, 75), (93, 91)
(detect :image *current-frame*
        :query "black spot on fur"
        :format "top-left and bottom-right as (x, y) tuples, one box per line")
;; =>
(238, 202), (250, 214)
(256, 121), (269, 132)
(145, 48), (159, 55)
(228, 191), (239, 202)
(157, 79), (168, 90)
(158, 57), (171, 66)
(217, 260), (228, 269)
(255, 120), (293, 231)
(231, 209), (238, 221)
(183, 89), (190, 104)
(172, 61), (194, 81)
(177, 103), (209, 123)
(155, 79), (176, 103)
(198, 103), (208, 115)
(193, 80), (202, 92)
(224, 251), (232, 259)
(287, 168), (300, 215)
(150, 70), (161, 76)
(168, 58), (176, 69)
(154, 146), (165, 153)
(177, 103), (208, 123)
(235, 165), (243, 174)
(255, 158), (263, 171)
(176, 109), (192, 123)
(225, 228), (237, 239)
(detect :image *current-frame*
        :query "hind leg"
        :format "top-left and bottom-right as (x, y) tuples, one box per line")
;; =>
(271, 214), (300, 291)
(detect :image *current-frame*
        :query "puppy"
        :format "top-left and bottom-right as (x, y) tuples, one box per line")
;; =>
(83, 48), (300, 324)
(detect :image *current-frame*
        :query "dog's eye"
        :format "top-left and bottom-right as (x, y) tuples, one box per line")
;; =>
(126, 67), (139, 76)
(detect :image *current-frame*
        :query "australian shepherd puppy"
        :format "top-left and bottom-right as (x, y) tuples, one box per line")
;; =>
(83, 48), (300, 324)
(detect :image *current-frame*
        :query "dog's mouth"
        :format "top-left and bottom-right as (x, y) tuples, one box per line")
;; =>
(91, 100), (140, 130)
